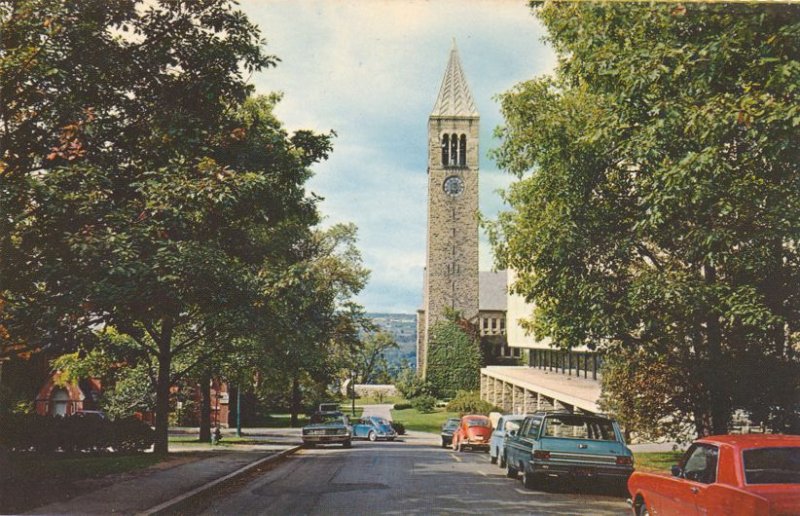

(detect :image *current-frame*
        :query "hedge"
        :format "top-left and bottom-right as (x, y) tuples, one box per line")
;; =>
(0, 413), (154, 453)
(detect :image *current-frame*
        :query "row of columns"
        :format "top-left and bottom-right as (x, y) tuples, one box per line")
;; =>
(529, 349), (599, 380)
(480, 374), (591, 415)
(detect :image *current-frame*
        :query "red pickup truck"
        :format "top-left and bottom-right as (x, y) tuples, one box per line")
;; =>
(628, 434), (800, 516)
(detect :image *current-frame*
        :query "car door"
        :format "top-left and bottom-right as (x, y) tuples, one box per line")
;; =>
(682, 443), (719, 516)
(657, 443), (718, 515)
(352, 418), (368, 438)
(507, 416), (541, 467)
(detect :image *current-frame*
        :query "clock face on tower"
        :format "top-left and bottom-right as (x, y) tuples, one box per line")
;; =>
(443, 175), (465, 196)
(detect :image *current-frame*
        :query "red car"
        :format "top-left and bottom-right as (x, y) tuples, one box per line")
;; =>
(451, 414), (493, 452)
(628, 434), (800, 516)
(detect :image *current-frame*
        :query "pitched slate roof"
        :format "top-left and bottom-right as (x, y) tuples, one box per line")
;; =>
(431, 41), (479, 118)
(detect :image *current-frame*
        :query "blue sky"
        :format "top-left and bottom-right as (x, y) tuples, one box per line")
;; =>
(240, 0), (557, 314)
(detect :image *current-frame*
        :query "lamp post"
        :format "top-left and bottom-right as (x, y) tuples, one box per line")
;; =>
(351, 370), (356, 417)
(236, 386), (242, 437)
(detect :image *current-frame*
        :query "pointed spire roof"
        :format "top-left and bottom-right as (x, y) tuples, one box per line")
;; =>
(431, 40), (478, 118)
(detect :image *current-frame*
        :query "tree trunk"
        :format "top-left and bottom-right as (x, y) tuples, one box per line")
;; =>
(153, 322), (174, 456)
(703, 264), (729, 435)
(199, 370), (211, 443)
(290, 375), (301, 428)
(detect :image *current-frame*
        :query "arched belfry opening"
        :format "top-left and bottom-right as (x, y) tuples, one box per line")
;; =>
(441, 133), (467, 167)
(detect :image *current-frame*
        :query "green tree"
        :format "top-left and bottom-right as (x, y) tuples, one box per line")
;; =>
(252, 223), (371, 426)
(426, 318), (482, 399)
(489, 2), (800, 438)
(1, 1), (335, 454)
(353, 331), (398, 385)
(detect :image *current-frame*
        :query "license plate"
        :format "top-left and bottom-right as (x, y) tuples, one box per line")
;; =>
(573, 468), (595, 477)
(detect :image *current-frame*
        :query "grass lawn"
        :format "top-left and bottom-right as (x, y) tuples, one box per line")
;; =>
(390, 407), (460, 434)
(2, 453), (162, 513)
(353, 394), (405, 405)
(633, 451), (683, 473)
(256, 413), (311, 428)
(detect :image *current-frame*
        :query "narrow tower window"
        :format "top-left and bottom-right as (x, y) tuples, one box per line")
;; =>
(450, 133), (458, 166)
(441, 134), (450, 166)
(459, 134), (467, 167)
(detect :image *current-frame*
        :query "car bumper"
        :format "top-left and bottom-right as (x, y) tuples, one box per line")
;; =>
(529, 460), (633, 480)
(303, 434), (350, 444)
(465, 439), (490, 448)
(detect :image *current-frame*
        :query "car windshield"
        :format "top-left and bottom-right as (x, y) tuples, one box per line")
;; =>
(310, 413), (344, 425)
(443, 420), (459, 430)
(465, 418), (490, 428)
(543, 415), (616, 440)
(743, 447), (800, 484)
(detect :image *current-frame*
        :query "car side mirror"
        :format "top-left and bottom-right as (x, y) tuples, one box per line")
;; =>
(508, 430), (517, 437)
(671, 465), (683, 478)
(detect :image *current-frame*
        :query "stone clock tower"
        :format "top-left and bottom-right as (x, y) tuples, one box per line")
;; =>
(417, 42), (480, 377)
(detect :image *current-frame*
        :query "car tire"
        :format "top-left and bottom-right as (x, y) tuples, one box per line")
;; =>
(637, 500), (650, 516)
(305, 442), (315, 448)
(441, 438), (447, 448)
(490, 448), (498, 464)
(368, 431), (377, 442)
(506, 460), (518, 479)
(342, 440), (351, 448)
(499, 452), (507, 469)
(522, 467), (537, 490)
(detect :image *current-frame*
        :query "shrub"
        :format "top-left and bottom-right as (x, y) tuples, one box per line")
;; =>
(446, 390), (498, 415)
(390, 421), (406, 435)
(392, 402), (412, 410)
(411, 395), (436, 413)
(395, 368), (436, 399)
(0, 412), (153, 453)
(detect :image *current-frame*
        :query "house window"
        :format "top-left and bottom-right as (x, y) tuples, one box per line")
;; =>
(441, 134), (450, 166)
(51, 388), (70, 417)
(450, 133), (458, 166)
(459, 134), (467, 166)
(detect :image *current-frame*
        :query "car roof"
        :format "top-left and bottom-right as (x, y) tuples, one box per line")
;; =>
(499, 414), (526, 421)
(461, 414), (490, 421)
(697, 434), (800, 449)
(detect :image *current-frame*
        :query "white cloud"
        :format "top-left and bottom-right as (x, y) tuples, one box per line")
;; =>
(240, 0), (556, 312)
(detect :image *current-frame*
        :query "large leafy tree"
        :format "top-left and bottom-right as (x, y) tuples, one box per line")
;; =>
(1, 1), (334, 454)
(253, 223), (371, 426)
(352, 331), (398, 385)
(489, 2), (800, 438)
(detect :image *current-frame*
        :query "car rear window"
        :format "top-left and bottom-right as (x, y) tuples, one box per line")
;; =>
(466, 418), (491, 428)
(743, 447), (800, 484)
(543, 415), (616, 440)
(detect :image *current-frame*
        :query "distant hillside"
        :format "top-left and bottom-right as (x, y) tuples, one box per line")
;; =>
(368, 313), (416, 371)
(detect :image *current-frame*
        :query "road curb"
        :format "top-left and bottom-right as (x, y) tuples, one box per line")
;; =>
(137, 445), (303, 516)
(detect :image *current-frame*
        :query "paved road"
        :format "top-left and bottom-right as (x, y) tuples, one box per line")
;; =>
(198, 431), (629, 515)
(360, 403), (394, 421)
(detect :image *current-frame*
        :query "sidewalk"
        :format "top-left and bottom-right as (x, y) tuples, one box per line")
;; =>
(26, 440), (299, 515)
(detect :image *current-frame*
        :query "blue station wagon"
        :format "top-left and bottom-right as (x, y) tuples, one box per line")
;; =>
(503, 411), (633, 490)
(352, 416), (397, 441)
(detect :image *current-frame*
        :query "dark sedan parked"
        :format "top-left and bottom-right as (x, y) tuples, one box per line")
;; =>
(440, 417), (461, 448)
(302, 412), (352, 448)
